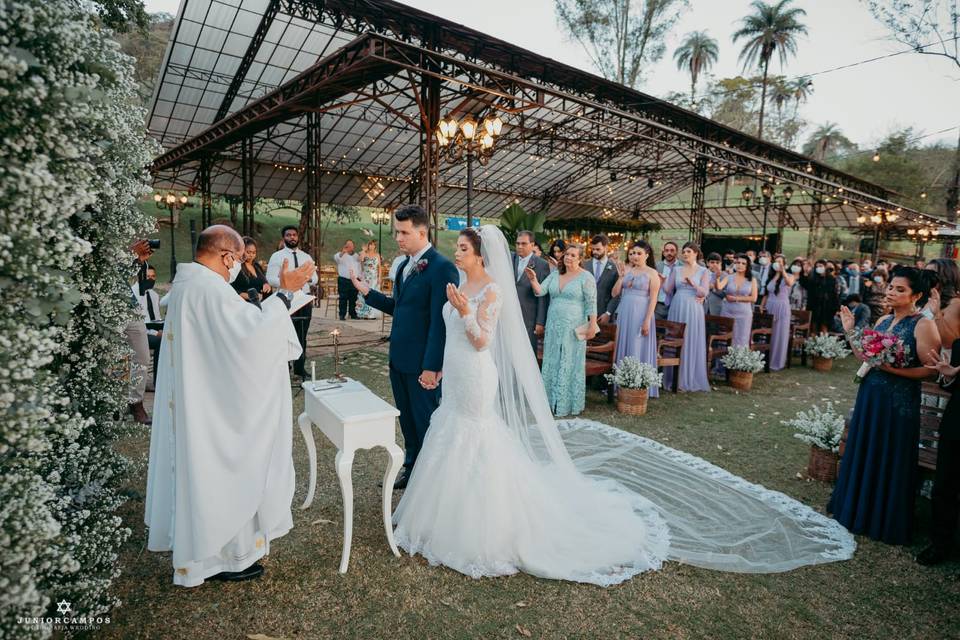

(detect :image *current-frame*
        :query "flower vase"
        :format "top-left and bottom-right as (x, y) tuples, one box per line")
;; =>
(728, 370), (754, 391)
(807, 446), (839, 482)
(617, 387), (649, 416)
(812, 356), (833, 372)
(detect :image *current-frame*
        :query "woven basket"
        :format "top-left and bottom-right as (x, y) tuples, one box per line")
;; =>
(812, 356), (833, 372)
(807, 446), (839, 482)
(728, 370), (754, 391)
(617, 387), (649, 416)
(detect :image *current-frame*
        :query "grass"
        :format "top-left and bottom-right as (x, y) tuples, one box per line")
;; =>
(102, 350), (959, 640)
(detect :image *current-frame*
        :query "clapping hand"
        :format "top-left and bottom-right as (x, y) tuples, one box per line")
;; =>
(924, 288), (941, 317)
(524, 266), (539, 283)
(613, 259), (625, 277)
(279, 258), (315, 292)
(446, 283), (470, 317)
(349, 269), (370, 296)
(839, 305), (855, 332)
(925, 349), (960, 378)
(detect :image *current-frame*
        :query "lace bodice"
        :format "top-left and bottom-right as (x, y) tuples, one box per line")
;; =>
(444, 281), (503, 352)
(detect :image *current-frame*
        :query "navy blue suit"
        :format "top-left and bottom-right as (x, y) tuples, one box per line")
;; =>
(363, 246), (459, 468)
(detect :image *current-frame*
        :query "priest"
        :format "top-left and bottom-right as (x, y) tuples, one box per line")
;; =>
(145, 225), (316, 587)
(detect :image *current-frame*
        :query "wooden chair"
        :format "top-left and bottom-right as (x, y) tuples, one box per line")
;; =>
(705, 315), (734, 377)
(750, 312), (774, 373)
(322, 278), (339, 318)
(919, 381), (950, 471)
(655, 319), (685, 393)
(789, 309), (812, 367)
(585, 323), (618, 403)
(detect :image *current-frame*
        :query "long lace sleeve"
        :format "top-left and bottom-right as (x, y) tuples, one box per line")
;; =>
(583, 274), (598, 318)
(463, 284), (502, 351)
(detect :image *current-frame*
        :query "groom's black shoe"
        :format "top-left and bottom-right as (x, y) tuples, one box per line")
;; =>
(209, 562), (264, 582)
(381, 467), (410, 491)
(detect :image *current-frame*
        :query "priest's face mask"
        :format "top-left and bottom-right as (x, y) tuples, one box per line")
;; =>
(222, 250), (243, 283)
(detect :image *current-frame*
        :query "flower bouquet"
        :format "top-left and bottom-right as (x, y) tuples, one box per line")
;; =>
(720, 346), (765, 391)
(605, 357), (662, 415)
(848, 328), (910, 383)
(782, 402), (845, 482)
(804, 333), (851, 372)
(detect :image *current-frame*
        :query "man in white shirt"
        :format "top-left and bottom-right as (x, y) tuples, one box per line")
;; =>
(266, 225), (318, 378)
(132, 266), (163, 390)
(333, 240), (362, 321)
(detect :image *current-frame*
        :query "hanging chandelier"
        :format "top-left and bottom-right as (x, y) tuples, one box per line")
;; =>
(435, 113), (504, 165)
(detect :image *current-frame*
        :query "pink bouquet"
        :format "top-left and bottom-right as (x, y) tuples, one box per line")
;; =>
(849, 328), (910, 383)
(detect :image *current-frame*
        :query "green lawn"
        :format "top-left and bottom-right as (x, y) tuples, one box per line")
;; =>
(103, 351), (959, 640)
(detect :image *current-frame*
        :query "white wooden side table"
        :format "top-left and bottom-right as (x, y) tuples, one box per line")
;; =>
(297, 378), (403, 573)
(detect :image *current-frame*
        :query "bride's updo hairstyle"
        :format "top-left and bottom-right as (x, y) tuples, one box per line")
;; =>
(459, 227), (482, 257)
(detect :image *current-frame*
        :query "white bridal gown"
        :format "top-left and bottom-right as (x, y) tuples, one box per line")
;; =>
(392, 226), (854, 585)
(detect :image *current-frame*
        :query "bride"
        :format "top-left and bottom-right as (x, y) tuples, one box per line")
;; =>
(392, 225), (854, 585)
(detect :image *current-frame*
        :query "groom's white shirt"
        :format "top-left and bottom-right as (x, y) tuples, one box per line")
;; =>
(401, 243), (432, 281)
(144, 262), (302, 587)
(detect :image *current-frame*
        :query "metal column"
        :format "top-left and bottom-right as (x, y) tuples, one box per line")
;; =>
(240, 138), (255, 237)
(806, 199), (822, 259)
(305, 112), (322, 259)
(688, 155), (707, 244)
(199, 156), (213, 229)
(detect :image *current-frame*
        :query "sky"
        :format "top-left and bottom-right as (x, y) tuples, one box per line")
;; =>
(142, 0), (960, 150)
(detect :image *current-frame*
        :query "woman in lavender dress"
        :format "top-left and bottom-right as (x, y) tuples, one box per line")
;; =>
(663, 242), (711, 392)
(612, 240), (661, 397)
(717, 254), (758, 347)
(760, 254), (795, 371)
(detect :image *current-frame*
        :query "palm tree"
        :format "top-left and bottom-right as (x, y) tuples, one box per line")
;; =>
(673, 31), (720, 104)
(789, 76), (813, 118)
(732, 0), (808, 140)
(802, 122), (856, 161)
(767, 78), (792, 128)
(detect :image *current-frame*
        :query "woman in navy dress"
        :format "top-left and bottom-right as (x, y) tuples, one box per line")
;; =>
(829, 267), (939, 544)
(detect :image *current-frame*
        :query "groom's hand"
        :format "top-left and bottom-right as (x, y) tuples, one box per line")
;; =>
(349, 269), (370, 295)
(419, 370), (441, 389)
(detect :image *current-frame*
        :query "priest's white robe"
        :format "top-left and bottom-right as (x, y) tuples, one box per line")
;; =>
(145, 262), (302, 587)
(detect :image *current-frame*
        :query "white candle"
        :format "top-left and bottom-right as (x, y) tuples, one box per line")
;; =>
(311, 361), (316, 382)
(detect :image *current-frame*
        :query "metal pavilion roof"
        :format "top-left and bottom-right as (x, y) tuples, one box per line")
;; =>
(147, 0), (950, 235)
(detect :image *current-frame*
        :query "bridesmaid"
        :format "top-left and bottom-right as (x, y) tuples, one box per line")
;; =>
(355, 240), (381, 319)
(760, 254), (795, 371)
(830, 267), (939, 545)
(526, 243), (600, 417)
(717, 253), (758, 347)
(611, 240), (661, 398)
(662, 242), (711, 392)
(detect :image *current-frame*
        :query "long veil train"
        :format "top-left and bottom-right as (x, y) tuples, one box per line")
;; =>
(479, 225), (854, 573)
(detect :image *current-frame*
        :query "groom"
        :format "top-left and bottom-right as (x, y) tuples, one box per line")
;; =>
(352, 204), (458, 489)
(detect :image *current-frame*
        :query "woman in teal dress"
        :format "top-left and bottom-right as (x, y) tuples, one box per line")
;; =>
(526, 243), (600, 417)
(829, 267), (939, 544)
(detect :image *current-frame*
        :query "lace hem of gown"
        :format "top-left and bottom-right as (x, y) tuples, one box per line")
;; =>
(559, 419), (856, 568)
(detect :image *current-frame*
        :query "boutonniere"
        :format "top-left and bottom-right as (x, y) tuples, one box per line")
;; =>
(413, 258), (429, 275)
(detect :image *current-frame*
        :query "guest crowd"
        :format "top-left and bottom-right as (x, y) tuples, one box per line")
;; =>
(513, 231), (959, 566)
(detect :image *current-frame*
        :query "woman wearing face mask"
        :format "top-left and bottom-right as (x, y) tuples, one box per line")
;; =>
(611, 241), (662, 398)
(716, 254), (757, 347)
(830, 267), (940, 545)
(803, 259), (840, 334)
(759, 255), (795, 371)
(862, 266), (889, 322)
(662, 242), (711, 392)
(232, 236), (271, 303)
(788, 259), (806, 310)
